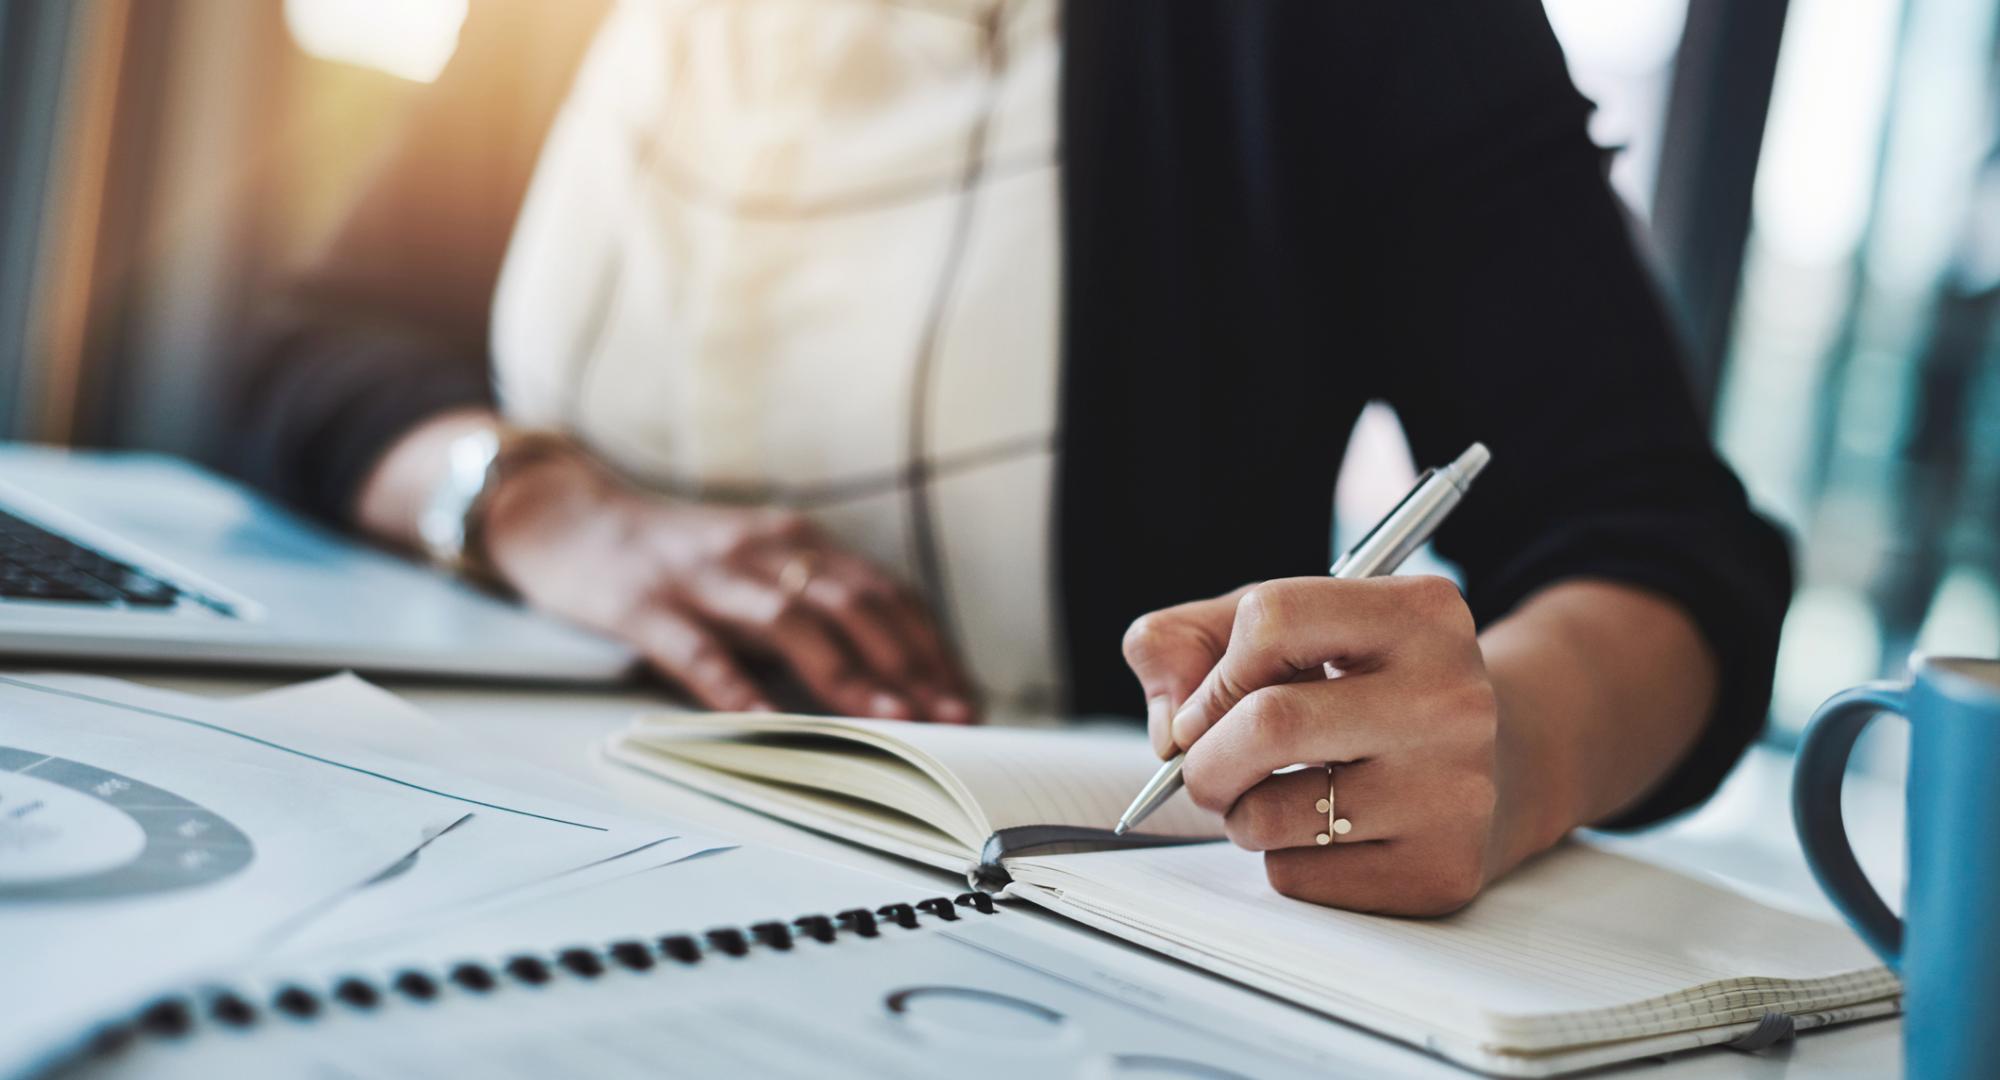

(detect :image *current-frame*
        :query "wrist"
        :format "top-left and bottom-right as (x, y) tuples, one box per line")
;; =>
(475, 440), (621, 577)
(1477, 580), (1721, 871)
(1484, 658), (1593, 876)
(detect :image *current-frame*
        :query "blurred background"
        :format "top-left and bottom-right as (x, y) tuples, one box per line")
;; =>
(1, 0), (1994, 771)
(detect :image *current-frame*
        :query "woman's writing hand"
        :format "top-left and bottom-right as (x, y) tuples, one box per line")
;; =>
(1126, 576), (1509, 915)
(480, 447), (975, 723)
(1122, 584), (1253, 758)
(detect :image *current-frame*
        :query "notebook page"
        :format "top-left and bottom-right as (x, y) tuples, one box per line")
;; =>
(606, 735), (973, 870)
(842, 719), (1220, 836)
(657, 739), (982, 846)
(1008, 841), (1893, 1052)
(626, 713), (1222, 840)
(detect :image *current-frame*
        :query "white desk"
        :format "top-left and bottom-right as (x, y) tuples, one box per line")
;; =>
(118, 671), (1907, 1078)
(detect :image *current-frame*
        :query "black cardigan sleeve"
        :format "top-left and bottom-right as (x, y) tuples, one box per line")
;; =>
(1334, 2), (1794, 825)
(229, 0), (607, 522)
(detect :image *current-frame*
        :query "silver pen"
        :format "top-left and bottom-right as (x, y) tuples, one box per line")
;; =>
(1114, 442), (1492, 835)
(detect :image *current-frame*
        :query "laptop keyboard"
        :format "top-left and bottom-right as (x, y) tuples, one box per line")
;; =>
(0, 508), (193, 609)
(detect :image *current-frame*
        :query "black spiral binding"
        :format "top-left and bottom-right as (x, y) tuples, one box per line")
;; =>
(78, 892), (1000, 1063)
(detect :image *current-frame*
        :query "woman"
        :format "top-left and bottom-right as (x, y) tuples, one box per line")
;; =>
(236, 0), (1790, 914)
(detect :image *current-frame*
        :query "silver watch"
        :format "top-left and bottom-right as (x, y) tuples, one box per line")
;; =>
(417, 427), (503, 575)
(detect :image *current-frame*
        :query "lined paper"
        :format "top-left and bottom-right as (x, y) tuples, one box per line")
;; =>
(623, 713), (1222, 841)
(660, 739), (980, 844)
(615, 711), (1897, 1069)
(848, 717), (1219, 837)
(1008, 841), (1897, 1052)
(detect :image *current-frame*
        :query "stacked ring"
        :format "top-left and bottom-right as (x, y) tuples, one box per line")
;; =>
(778, 555), (817, 598)
(1314, 764), (1353, 845)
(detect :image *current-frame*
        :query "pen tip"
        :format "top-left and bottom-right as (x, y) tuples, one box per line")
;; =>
(1113, 821), (1130, 836)
(1450, 442), (1491, 484)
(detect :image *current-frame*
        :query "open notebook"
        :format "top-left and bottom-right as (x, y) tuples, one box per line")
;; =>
(607, 714), (1899, 1077)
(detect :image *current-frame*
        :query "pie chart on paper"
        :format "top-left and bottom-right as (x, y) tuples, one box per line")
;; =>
(0, 745), (253, 901)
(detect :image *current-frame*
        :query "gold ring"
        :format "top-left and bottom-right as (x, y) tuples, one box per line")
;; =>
(1315, 764), (1352, 845)
(777, 554), (817, 599)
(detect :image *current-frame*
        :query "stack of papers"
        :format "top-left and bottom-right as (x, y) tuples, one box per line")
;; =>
(0, 672), (728, 1075)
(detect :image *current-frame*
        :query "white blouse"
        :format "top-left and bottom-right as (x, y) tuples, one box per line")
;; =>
(490, 0), (1065, 712)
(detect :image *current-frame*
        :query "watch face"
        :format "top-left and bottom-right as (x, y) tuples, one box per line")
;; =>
(419, 427), (504, 564)
(0, 746), (254, 902)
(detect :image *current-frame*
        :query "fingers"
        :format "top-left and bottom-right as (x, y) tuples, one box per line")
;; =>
(1221, 761), (1404, 850)
(488, 485), (974, 721)
(622, 606), (773, 713)
(803, 552), (977, 724)
(1171, 576), (1470, 751)
(1262, 837), (1490, 917)
(676, 568), (911, 720)
(1180, 678), (1378, 814)
(873, 577), (977, 722)
(1122, 587), (1250, 758)
(777, 554), (925, 703)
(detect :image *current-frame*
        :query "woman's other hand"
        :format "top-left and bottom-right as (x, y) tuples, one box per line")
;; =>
(360, 414), (974, 722)
(484, 448), (975, 722)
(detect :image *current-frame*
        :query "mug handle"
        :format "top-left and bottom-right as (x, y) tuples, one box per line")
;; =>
(1792, 682), (1906, 968)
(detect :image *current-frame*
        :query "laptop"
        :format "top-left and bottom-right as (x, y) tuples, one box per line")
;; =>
(0, 444), (634, 682)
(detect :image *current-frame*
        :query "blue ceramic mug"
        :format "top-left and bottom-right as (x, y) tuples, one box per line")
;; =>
(1794, 656), (2000, 1078)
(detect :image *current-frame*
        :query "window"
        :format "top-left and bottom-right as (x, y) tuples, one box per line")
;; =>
(1716, 0), (2000, 768)
(282, 0), (466, 83)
